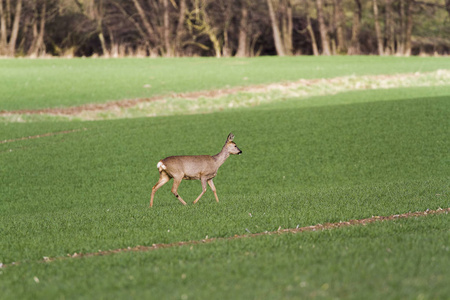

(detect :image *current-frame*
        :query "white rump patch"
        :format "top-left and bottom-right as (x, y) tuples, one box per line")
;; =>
(157, 161), (166, 172)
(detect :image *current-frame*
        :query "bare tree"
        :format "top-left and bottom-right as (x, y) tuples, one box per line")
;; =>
(397, 0), (406, 54)
(27, 0), (47, 57)
(0, 0), (22, 56)
(315, 0), (331, 55)
(235, 0), (249, 57)
(304, 0), (319, 55)
(71, 0), (113, 56)
(395, 0), (414, 56)
(174, 0), (187, 56)
(373, 0), (384, 55)
(266, 0), (286, 56)
(384, 0), (394, 55)
(404, 0), (414, 56)
(220, 0), (233, 57)
(266, 0), (293, 56)
(348, 0), (361, 54)
(163, 0), (172, 56)
(332, 0), (346, 53)
(281, 0), (293, 55)
(0, 0), (448, 57)
(186, 0), (222, 57)
(9, 0), (22, 55)
(0, 0), (8, 54)
(132, 0), (158, 55)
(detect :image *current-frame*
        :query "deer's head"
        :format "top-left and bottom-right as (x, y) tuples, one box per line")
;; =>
(226, 133), (242, 155)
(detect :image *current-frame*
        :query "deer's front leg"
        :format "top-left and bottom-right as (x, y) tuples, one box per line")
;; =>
(193, 177), (208, 204)
(207, 179), (219, 203)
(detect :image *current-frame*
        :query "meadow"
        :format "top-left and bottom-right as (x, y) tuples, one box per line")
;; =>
(2, 56), (450, 111)
(0, 57), (449, 299)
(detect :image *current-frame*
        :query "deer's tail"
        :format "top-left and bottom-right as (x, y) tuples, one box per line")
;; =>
(157, 161), (166, 173)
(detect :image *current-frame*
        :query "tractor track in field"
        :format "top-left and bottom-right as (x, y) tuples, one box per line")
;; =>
(4, 77), (344, 115)
(0, 129), (86, 144)
(1, 81), (303, 116)
(1, 207), (448, 269)
(1, 70), (449, 118)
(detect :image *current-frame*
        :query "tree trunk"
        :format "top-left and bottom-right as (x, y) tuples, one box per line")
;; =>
(98, 32), (108, 56)
(373, 0), (384, 55)
(304, 0), (319, 56)
(163, 0), (173, 57)
(235, 2), (248, 57)
(28, 1), (47, 57)
(331, 38), (337, 55)
(332, 0), (346, 53)
(266, 0), (286, 56)
(222, 31), (231, 57)
(6, 0), (12, 28)
(0, 0), (7, 55)
(8, 0), (22, 56)
(397, 0), (405, 54)
(210, 33), (221, 58)
(316, 0), (331, 55)
(281, 0), (293, 55)
(96, 1), (108, 57)
(404, 0), (414, 56)
(222, 2), (232, 57)
(109, 27), (120, 56)
(306, 15), (319, 56)
(348, 0), (361, 55)
(287, 0), (293, 54)
(175, 0), (187, 56)
(384, 0), (394, 55)
(249, 32), (262, 57)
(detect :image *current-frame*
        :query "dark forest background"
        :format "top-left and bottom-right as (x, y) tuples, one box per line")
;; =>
(1, 0), (449, 57)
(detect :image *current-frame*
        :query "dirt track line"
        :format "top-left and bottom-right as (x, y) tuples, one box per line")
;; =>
(0, 71), (442, 116)
(0, 129), (86, 144)
(1, 207), (448, 269)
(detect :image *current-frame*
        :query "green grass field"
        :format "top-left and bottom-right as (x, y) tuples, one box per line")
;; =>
(1, 57), (449, 299)
(2, 56), (450, 110)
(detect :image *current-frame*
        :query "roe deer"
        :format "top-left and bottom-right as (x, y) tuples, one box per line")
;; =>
(150, 133), (242, 207)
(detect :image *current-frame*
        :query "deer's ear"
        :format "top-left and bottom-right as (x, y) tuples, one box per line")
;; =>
(227, 133), (235, 142)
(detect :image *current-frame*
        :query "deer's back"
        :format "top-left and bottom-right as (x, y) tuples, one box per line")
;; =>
(161, 155), (217, 180)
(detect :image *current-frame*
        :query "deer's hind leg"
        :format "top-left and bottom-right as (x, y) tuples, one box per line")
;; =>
(171, 175), (187, 205)
(150, 171), (170, 207)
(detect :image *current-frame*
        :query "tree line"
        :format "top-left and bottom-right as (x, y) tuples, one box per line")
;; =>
(0, 0), (449, 58)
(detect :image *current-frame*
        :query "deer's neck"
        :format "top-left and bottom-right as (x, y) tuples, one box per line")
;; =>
(212, 146), (230, 167)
